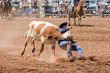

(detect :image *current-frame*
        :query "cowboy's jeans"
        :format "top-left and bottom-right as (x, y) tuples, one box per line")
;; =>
(58, 40), (83, 57)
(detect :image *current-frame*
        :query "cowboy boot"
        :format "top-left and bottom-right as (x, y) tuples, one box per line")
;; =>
(65, 56), (77, 62)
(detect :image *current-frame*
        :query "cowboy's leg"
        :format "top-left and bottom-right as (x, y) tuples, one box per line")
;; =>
(76, 46), (83, 56)
(71, 0), (74, 12)
(58, 40), (72, 56)
(66, 40), (74, 58)
(58, 40), (69, 49)
(71, 0), (74, 8)
(67, 43), (77, 62)
(67, 44), (72, 57)
(71, 45), (83, 57)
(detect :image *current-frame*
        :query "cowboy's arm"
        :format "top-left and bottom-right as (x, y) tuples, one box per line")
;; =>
(67, 35), (77, 44)
(59, 26), (72, 33)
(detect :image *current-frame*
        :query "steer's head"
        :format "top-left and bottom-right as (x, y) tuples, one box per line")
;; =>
(42, 22), (72, 41)
(48, 22), (72, 40)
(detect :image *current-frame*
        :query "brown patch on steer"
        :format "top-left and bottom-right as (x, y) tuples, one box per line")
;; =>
(34, 23), (46, 34)
(42, 26), (61, 39)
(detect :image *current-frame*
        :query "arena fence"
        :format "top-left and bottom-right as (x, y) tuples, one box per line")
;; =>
(1, 1), (110, 18)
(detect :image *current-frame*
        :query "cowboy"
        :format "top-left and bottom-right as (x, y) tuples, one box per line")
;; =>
(58, 22), (83, 60)
(71, 0), (80, 12)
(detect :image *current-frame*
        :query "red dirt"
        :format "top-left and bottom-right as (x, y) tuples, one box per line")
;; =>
(0, 17), (110, 73)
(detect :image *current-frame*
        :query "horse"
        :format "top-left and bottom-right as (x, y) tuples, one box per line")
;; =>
(67, 0), (84, 26)
(0, 0), (12, 19)
(21, 21), (71, 57)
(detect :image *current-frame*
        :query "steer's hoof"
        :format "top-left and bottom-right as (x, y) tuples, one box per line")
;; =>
(21, 51), (24, 56)
(21, 53), (24, 56)
(32, 49), (35, 53)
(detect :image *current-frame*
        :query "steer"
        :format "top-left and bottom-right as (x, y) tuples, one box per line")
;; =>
(21, 21), (71, 57)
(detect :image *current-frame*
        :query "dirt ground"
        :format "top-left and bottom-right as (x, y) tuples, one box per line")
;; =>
(0, 17), (110, 73)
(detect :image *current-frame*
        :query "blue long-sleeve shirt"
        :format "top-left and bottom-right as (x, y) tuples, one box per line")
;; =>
(71, 0), (80, 7)
(59, 26), (70, 34)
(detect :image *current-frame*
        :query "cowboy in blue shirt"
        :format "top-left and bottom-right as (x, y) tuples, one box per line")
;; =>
(71, 0), (80, 12)
(58, 22), (83, 59)
(71, 0), (80, 7)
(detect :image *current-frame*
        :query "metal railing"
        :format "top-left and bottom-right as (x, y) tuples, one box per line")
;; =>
(8, 2), (110, 18)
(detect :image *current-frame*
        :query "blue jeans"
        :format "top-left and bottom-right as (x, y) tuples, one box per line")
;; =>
(68, 45), (83, 57)
(59, 40), (69, 48)
(58, 40), (83, 57)
(71, 0), (80, 7)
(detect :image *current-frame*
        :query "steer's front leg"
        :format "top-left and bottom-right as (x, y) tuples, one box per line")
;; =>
(37, 43), (45, 57)
(51, 44), (56, 56)
(31, 39), (35, 53)
(21, 38), (29, 55)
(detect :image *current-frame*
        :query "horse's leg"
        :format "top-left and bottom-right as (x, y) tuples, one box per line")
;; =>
(21, 38), (30, 55)
(74, 17), (76, 26)
(67, 10), (70, 25)
(76, 13), (81, 26)
(78, 17), (81, 26)
(37, 43), (44, 57)
(31, 39), (35, 53)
